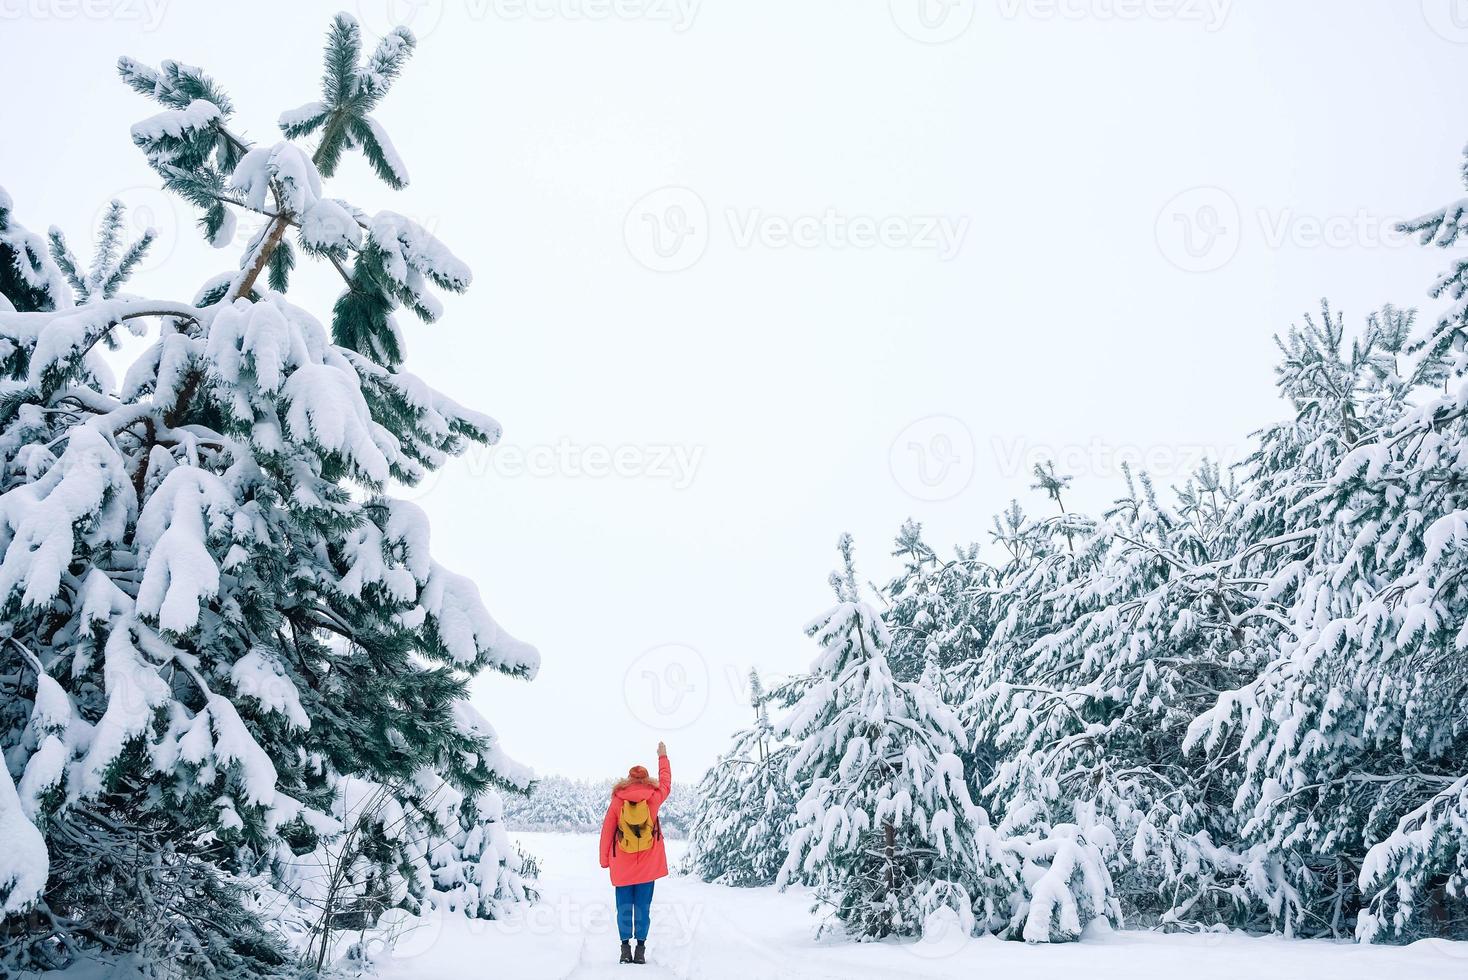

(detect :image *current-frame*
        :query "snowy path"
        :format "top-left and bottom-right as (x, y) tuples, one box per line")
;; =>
(373, 833), (693, 979)
(559, 935), (679, 980)
(370, 832), (1467, 980)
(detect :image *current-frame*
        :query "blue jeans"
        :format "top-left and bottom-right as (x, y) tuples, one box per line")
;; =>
(614, 881), (655, 942)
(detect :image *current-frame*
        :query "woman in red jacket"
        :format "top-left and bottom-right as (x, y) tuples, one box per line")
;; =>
(599, 741), (671, 965)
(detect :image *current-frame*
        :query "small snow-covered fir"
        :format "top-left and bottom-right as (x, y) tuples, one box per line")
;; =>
(771, 535), (1117, 942)
(685, 668), (806, 888)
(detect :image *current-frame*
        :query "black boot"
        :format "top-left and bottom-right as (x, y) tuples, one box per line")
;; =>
(633, 941), (646, 965)
(619, 941), (633, 964)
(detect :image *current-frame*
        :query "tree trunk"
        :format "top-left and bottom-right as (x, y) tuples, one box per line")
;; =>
(884, 820), (896, 891)
(229, 215), (290, 301)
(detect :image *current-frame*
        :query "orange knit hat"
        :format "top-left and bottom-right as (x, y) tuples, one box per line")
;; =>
(628, 765), (649, 780)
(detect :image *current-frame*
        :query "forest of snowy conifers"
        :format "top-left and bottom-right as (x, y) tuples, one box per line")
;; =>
(687, 264), (1468, 939)
(500, 774), (700, 838)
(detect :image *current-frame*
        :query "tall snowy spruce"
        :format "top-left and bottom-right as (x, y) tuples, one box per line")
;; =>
(948, 480), (1128, 942)
(0, 188), (69, 315)
(1172, 304), (1429, 936)
(0, 14), (537, 975)
(882, 520), (985, 688)
(969, 462), (1267, 929)
(777, 536), (1094, 942)
(686, 668), (803, 888)
(1187, 155), (1468, 943)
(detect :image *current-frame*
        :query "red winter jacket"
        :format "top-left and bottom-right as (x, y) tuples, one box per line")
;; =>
(599, 754), (672, 887)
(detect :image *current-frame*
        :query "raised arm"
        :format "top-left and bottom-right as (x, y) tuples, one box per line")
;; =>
(655, 742), (672, 805)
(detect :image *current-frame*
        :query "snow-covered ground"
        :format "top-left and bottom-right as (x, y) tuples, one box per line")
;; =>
(368, 832), (1466, 980)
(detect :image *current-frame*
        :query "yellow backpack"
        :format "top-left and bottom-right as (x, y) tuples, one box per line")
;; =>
(616, 799), (659, 854)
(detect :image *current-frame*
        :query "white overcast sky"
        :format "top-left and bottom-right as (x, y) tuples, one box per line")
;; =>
(2, 0), (1464, 781)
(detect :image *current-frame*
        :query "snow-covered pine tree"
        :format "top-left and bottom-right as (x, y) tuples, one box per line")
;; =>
(0, 14), (537, 975)
(954, 486), (1096, 779)
(1187, 160), (1468, 943)
(882, 520), (985, 688)
(423, 768), (539, 921)
(1350, 183), (1468, 944)
(955, 490), (1096, 709)
(687, 668), (803, 887)
(972, 461), (1258, 930)
(47, 200), (157, 310)
(1168, 303), (1429, 936)
(0, 187), (71, 314)
(988, 756), (1120, 943)
(933, 470), (1151, 941)
(778, 535), (1024, 941)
